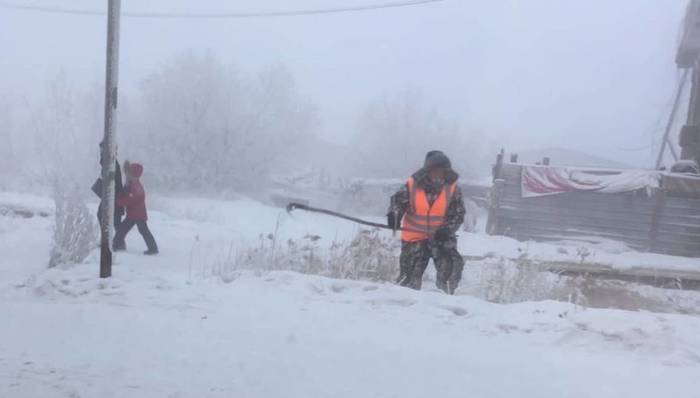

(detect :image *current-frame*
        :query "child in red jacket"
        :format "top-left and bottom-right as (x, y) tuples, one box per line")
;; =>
(113, 161), (159, 255)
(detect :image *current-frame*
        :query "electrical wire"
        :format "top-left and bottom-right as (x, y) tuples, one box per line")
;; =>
(0, 0), (445, 19)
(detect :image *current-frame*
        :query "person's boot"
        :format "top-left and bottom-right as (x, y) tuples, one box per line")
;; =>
(113, 241), (126, 252)
(407, 276), (423, 290)
(144, 248), (158, 255)
(445, 280), (455, 295)
(436, 279), (448, 294)
(395, 273), (409, 286)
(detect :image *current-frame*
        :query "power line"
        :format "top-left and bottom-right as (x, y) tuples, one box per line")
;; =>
(0, 0), (444, 19)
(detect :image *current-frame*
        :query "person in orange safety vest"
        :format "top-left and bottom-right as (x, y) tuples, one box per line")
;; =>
(387, 151), (466, 294)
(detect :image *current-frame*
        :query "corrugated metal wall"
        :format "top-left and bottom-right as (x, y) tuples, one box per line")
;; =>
(486, 163), (700, 258)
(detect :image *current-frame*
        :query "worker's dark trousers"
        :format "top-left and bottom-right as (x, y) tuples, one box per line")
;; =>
(113, 219), (158, 252)
(397, 238), (464, 294)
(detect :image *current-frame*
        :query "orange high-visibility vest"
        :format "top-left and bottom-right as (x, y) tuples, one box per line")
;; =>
(401, 176), (457, 242)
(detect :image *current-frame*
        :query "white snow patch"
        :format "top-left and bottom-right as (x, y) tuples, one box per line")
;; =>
(1, 191), (700, 397)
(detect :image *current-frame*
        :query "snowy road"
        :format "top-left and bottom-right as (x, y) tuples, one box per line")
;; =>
(1, 193), (700, 397)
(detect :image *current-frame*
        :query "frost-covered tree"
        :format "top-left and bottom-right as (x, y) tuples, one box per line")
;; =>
(124, 53), (316, 193)
(352, 90), (487, 179)
(49, 183), (98, 268)
(24, 73), (102, 187)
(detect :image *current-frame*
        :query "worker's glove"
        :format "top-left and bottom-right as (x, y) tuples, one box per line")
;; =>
(433, 227), (452, 243)
(387, 212), (401, 229)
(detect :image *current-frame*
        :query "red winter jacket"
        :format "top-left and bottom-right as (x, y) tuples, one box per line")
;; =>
(117, 163), (148, 221)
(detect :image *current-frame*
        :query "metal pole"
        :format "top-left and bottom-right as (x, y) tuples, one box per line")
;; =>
(655, 68), (689, 169)
(99, 0), (121, 278)
(665, 136), (679, 162)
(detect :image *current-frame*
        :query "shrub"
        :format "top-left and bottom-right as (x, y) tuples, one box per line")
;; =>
(48, 184), (97, 268)
(211, 228), (400, 283)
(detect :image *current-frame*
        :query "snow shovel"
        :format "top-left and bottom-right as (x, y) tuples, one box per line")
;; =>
(286, 202), (423, 234)
(287, 203), (452, 290)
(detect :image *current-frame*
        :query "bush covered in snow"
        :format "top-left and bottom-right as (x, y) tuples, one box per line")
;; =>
(205, 224), (596, 310)
(460, 256), (556, 303)
(327, 229), (401, 281)
(211, 228), (400, 283)
(211, 229), (569, 304)
(48, 184), (97, 268)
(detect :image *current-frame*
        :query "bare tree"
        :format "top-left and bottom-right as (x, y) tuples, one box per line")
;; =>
(352, 90), (487, 179)
(25, 73), (102, 186)
(125, 53), (316, 193)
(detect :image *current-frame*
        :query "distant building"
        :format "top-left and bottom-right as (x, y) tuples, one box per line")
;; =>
(677, 1), (700, 164)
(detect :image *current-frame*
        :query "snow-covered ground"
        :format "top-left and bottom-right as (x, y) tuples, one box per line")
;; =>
(2, 192), (700, 397)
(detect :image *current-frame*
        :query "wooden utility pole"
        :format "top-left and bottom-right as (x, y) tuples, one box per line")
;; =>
(99, 0), (121, 278)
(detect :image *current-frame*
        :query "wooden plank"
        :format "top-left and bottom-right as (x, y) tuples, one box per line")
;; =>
(462, 255), (700, 289)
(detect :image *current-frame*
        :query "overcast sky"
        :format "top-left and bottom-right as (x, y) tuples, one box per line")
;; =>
(0, 0), (688, 167)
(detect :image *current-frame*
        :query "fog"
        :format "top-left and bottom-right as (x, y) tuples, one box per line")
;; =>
(0, 0), (688, 193)
(4, 4), (700, 394)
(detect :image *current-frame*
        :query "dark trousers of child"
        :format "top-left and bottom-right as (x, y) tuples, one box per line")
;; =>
(113, 219), (158, 252)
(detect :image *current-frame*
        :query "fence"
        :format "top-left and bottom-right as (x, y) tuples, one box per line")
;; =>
(486, 160), (700, 258)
